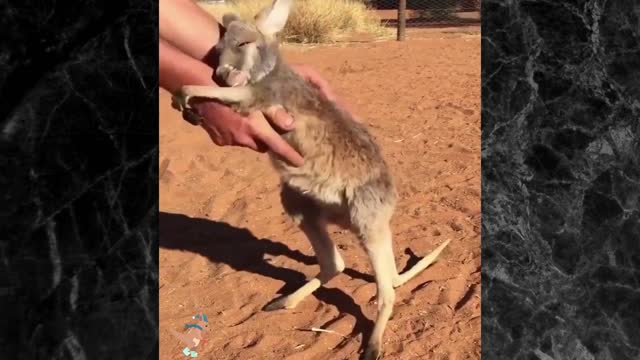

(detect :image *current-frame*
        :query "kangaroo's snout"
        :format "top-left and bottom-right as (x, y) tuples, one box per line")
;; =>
(216, 64), (251, 87)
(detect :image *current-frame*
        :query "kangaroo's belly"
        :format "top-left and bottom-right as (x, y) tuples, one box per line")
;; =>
(268, 113), (392, 216)
(275, 162), (353, 228)
(284, 173), (345, 205)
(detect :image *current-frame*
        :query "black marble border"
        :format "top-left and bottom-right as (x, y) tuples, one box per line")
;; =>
(482, 0), (639, 359)
(0, 1), (158, 359)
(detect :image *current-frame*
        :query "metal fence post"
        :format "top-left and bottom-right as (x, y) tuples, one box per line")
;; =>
(397, 0), (406, 41)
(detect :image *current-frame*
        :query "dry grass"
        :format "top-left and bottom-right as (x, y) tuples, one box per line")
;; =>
(198, 0), (390, 43)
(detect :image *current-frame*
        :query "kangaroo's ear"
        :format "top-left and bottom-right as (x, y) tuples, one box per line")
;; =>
(255, 0), (292, 36)
(222, 13), (241, 28)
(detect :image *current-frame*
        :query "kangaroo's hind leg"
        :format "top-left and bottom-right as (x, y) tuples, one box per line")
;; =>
(348, 177), (400, 360)
(264, 184), (345, 311)
(358, 216), (398, 360)
(350, 177), (449, 360)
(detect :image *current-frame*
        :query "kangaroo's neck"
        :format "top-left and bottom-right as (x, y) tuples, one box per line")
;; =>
(254, 55), (299, 88)
(267, 53), (291, 77)
(251, 42), (288, 82)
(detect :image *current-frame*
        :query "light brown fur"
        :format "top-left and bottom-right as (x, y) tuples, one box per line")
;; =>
(172, 1), (451, 358)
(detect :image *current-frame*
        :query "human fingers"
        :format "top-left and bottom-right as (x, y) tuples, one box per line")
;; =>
(247, 112), (304, 166)
(262, 105), (295, 132)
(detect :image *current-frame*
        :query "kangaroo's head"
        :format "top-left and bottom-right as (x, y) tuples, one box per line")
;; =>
(215, 0), (293, 87)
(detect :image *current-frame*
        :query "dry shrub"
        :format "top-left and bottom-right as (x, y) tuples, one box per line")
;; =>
(198, 0), (389, 43)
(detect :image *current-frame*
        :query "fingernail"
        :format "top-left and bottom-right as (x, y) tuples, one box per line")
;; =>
(278, 109), (294, 128)
(286, 115), (294, 127)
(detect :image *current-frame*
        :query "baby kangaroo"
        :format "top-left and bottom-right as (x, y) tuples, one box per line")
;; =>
(172, 0), (450, 358)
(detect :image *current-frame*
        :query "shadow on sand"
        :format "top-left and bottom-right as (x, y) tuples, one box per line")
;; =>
(159, 211), (376, 353)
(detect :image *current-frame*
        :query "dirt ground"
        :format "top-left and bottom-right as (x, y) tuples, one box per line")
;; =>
(159, 28), (481, 360)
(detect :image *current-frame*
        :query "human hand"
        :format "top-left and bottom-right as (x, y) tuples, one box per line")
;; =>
(182, 65), (351, 167)
(188, 101), (305, 167)
(291, 64), (337, 100)
(290, 64), (357, 120)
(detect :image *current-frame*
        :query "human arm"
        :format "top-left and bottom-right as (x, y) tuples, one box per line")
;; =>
(159, 0), (351, 164)
(159, 0), (222, 63)
(159, 0), (351, 112)
(159, 39), (304, 166)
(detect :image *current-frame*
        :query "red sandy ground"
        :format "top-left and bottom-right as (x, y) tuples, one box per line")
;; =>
(159, 28), (480, 360)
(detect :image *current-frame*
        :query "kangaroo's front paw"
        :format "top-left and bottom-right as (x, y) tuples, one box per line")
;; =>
(171, 90), (203, 126)
(171, 90), (192, 112)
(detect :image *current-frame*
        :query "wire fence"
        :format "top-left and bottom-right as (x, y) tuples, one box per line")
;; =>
(201, 0), (481, 42)
(363, 0), (481, 40)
